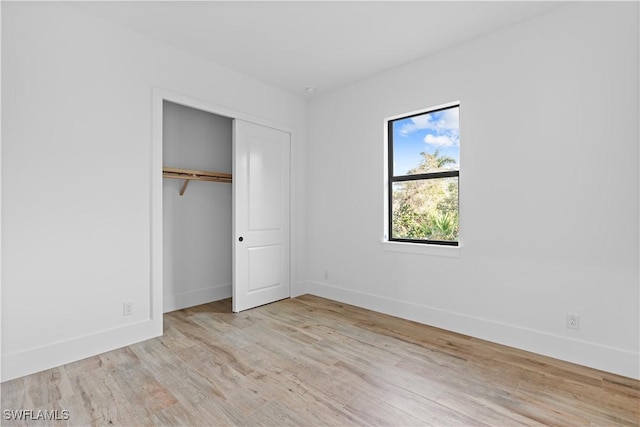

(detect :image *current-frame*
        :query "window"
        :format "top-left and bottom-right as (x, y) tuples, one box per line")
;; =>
(387, 104), (459, 246)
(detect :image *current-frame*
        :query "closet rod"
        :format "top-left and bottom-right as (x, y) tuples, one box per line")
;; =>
(163, 166), (232, 196)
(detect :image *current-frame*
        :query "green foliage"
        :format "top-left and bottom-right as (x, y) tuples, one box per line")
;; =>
(391, 150), (459, 242)
(429, 211), (458, 241)
(410, 148), (456, 174)
(437, 180), (459, 215)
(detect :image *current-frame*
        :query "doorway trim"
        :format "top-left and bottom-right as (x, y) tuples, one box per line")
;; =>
(151, 88), (294, 318)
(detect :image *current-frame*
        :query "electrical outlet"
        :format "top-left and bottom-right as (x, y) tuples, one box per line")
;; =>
(123, 301), (134, 316)
(567, 314), (580, 330)
(323, 270), (329, 280)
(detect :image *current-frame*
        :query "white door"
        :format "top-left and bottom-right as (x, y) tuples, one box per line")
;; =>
(233, 119), (290, 312)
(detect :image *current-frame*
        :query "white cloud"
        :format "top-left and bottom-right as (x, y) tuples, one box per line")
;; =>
(399, 115), (433, 136)
(398, 107), (459, 136)
(424, 133), (457, 147)
(435, 108), (459, 131)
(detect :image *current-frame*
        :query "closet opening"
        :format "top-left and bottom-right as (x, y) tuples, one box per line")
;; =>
(162, 101), (233, 313)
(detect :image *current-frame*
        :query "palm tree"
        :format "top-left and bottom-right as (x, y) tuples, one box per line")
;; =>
(414, 148), (456, 173)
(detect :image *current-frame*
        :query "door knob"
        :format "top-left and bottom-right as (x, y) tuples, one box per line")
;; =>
(238, 237), (244, 242)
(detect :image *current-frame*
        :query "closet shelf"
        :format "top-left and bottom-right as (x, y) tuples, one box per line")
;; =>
(163, 166), (232, 196)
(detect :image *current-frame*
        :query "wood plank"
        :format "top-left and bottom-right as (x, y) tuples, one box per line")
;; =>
(163, 172), (232, 183)
(163, 166), (232, 180)
(1, 295), (638, 427)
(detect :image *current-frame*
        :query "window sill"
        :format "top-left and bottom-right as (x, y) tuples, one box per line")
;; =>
(381, 241), (461, 258)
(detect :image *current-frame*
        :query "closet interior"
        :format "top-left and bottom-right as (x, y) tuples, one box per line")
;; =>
(162, 101), (233, 313)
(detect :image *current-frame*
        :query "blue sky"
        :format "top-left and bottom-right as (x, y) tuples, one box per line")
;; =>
(392, 106), (459, 176)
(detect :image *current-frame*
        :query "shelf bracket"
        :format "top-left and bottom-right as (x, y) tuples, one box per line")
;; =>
(179, 179), (190, 196)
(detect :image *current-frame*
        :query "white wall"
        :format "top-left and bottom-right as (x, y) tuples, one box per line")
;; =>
(163, 101), (233, 312)
(1, 2), (306, 381)
(306, 2), (639, 379)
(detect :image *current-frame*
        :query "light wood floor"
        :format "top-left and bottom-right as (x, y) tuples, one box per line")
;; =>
(2, 295), (639, 426)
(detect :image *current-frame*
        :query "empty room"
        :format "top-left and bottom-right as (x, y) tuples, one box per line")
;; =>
(1, 1), (639, 426)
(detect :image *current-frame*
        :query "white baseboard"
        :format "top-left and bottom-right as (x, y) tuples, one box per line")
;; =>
(1, 319), (161, 382)
(4, 281), (635, 382)
(304, 280), (640, 380)
(291, 281), (308, 297)
(163, 284), (231, 313)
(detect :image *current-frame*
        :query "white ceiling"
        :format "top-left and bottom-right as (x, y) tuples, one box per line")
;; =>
(73, 1), (567, 98)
